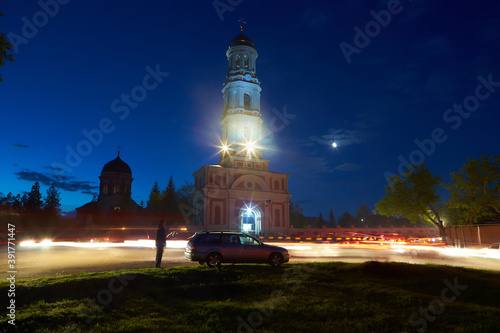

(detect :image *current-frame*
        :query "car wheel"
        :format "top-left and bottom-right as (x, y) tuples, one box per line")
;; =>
(206, 252), (222, 268)
(268, 253), (284, 267)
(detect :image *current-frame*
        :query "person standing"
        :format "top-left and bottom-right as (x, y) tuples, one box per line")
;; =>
(155, 220), (166, 268)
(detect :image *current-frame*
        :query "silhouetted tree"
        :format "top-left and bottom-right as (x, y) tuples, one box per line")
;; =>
(313, 213), (326, 228)
(0, 3), (15, 82)
(328, 209), (335, 227)
(161, 176), (178, 212)
(177, 181), (195, 223)
(446, 154), (500, 224)
(146, 181), (162, 212)
(25, 182), (43, 214)
(338, 211), (355, 228)
(43, 184), (61, 218)
(289, 201), (308, 228)
(355, 203), (373, 227)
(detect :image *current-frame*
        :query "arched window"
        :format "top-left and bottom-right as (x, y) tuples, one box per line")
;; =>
(113, 185), (119, 194)
(244, 55), (249, 68)
(274, 180), (280, 190)
(244, 93), (251, 109)
(102, 185), (108, 195)
(235, 55), (241, 68)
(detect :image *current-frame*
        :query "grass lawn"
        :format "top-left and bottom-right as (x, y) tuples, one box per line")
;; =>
(1, 261), (500, 332)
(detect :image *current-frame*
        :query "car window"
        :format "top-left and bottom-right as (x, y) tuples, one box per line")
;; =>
(221, 234), (240, 244)
(239, 235), (260, 246)
(190, 233), (204, 243)
(203, 234), (221, 243)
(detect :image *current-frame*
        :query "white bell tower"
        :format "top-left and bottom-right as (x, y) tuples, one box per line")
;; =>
(193, 21), (291, 236)
(219, 20), (268, 171)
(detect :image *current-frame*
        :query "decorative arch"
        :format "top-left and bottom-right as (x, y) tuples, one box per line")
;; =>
(231, 174), (270, 191)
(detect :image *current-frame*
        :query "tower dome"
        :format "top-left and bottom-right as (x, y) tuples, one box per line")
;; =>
(229, 32), (255, 48)
(101, 153), (132, 175)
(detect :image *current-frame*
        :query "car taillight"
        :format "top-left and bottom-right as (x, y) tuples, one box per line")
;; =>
(187, 244), (196, 252)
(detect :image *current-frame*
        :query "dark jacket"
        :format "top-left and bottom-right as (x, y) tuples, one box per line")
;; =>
(156, 225), (166, 247)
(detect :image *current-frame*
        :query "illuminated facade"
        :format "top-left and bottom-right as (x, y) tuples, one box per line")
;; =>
(193, 27), (291, 235)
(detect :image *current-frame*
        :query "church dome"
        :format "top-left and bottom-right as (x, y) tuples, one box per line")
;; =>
(229, 32), (255, 48)
(101, 153), (132, 175)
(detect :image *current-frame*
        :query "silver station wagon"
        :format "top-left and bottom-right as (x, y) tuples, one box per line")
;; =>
(185, 231), (290, 267)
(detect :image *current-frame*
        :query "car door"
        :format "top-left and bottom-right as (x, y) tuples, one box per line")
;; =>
(238, 235), (266, 262)
(219, 234), (241, 262)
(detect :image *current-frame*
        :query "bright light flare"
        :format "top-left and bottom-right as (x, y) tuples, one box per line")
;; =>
(21, 239), (53, 247)
(332, 142), (337, 148)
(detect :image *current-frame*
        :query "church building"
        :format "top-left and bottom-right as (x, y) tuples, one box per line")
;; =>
(193, 26), (291, 235)
(76, 151), (142, 225)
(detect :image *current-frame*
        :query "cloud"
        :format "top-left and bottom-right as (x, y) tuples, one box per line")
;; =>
(14, 169), (98, 194)
(308, 113), (380, 148)
(12, 143), (29, 148)
(334, 163), (362, 171)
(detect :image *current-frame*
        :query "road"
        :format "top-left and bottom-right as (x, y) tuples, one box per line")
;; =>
(1, 241), (499, 279)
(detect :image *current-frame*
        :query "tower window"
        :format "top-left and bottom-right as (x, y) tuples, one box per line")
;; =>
(113, 185), (119, 194)
(244, 93), (251, 109)
(235, 55), (241, 68)
(103, 185), (108, 195)
(244, 55), (249, 69)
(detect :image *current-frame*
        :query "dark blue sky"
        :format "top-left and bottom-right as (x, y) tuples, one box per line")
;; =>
(2, 0), (500, 217)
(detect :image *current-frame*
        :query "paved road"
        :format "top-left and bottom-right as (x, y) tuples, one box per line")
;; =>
(1, 243), (499, 279)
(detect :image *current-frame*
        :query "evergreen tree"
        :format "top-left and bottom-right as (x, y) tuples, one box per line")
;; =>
(146, 181), (162, 212)
(162, 176), (178, 213)
(313, 213), (326, 228)
(44, 184), (61, 218)
(328, 209), (335, 227)
(25, 182), (43, 213)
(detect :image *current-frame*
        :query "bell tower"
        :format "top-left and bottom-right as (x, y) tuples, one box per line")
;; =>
(193, 22), (291, 236)
(219, 20), (268, 171)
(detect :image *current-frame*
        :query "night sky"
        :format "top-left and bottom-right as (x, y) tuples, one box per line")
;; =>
(1, 0), (499, 218)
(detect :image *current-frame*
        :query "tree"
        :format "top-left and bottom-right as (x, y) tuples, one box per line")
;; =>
(338, 211), (355, 228)
(0, 3), (15, 82)
(375, 164), (446, 237)
(446, 154), (500, 224)
(161, 176), (179, 213)
(289, 201), (308, 228)
(44, 184), (61, 218)
(146, 181), (162, 212)
(177, 181), (195, 222)
(328, 209), (336, 227)
(313, 213), (326, 228)
(25, 182), (43, 214)
(355, 203), (373, 227)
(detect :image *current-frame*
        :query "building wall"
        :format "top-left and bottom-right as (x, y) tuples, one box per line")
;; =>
(193, 164), (291, 235)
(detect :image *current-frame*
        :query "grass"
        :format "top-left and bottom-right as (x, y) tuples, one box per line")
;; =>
(1, 261), (500, 332)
